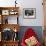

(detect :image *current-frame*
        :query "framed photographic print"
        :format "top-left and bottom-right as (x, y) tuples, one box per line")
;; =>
(23, 8), (36, 19)
(2, 10), (9, 15)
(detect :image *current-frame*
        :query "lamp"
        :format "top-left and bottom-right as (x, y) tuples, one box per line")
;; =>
(15, 0), (17, 7)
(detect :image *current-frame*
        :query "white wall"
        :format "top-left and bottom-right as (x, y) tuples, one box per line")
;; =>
(0, 0), (44, 26)
(18, 0), (44, 26)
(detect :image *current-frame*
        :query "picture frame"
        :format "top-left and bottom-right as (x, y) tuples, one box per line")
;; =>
(23, 8), (36, 19)
(2, 10), (9, 15)
(9, 10), (18, 15)
(0, 32), (1, 41)
(0, 15), (1, 24)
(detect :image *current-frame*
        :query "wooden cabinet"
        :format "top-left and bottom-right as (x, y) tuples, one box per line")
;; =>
(0, 7), (20, 46)
(0, 7), (19, 24)
(0, 41), (2, 46)
(44, 29), (46, 46)
(2, 41), (19, 46)
(0, 41), (19, 46)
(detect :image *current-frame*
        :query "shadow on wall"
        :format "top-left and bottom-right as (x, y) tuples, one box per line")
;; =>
(18, 26), (44, 44)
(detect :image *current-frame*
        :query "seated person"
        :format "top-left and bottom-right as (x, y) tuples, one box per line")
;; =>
(21, 28), (41, 46)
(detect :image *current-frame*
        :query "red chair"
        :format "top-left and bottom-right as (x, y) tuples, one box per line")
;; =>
(21, 28), (41, 46)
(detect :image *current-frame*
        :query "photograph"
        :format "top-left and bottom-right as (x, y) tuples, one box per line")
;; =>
(23, 8), (36, 19)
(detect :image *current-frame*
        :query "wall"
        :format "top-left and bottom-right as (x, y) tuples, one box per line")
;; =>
(0, 0), (44, 26)
(18, 0), (44, 26)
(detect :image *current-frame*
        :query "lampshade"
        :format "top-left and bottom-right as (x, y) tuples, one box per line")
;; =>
(15, 0), (17, 7)
(13, 28), (17, 32)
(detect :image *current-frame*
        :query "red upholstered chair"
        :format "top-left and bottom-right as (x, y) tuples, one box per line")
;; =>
(21, 28), (41, 46)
